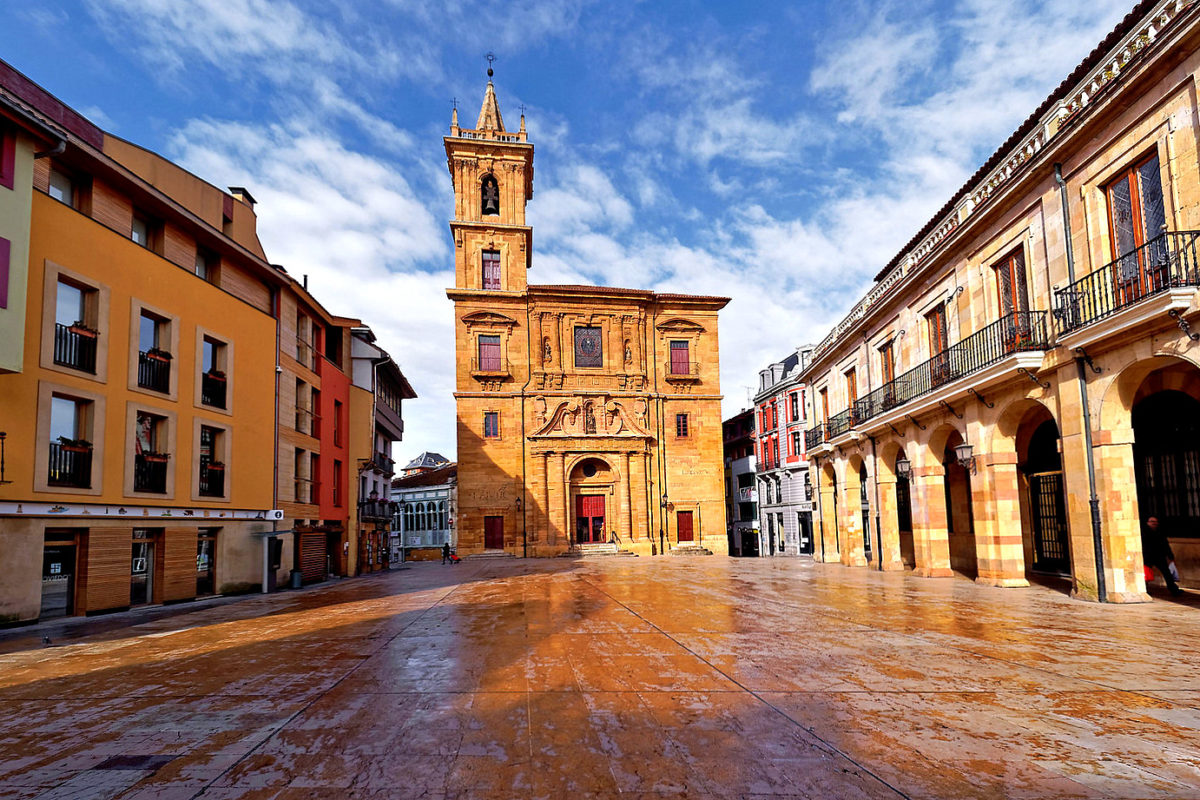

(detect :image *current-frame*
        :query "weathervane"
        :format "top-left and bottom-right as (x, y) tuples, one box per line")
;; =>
(486, 52), (496, 78)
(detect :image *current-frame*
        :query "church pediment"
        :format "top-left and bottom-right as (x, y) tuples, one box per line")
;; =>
(461, 311), (518, 328)
(531, 396), (653, 439)
(655, 317), (705, 333)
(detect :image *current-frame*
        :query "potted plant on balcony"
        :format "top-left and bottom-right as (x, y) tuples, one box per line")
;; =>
(68, 320), (98, 338)
(58, 436), (92, 453)
(206, 369), (227, 382)
(207, 461), (225, 471)
(146, 347), (172, 363)
(143, 451), (170, 463)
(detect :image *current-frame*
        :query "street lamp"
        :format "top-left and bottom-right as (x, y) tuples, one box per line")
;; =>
(895, 452), (911, 479)
(954, 442), (976, 474)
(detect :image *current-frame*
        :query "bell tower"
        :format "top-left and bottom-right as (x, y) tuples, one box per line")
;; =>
(444, 69), (534, 294)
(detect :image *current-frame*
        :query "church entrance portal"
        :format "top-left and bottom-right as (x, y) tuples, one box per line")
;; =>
(576, 495), (606, 543)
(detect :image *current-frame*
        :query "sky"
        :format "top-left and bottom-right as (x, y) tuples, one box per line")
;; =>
(2, 0), (1135, 466)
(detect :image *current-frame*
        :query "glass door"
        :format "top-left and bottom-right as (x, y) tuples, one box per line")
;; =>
(131, 530), (156, 605)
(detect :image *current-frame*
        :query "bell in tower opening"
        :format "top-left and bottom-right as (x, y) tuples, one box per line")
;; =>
(481, 174), (500, 216)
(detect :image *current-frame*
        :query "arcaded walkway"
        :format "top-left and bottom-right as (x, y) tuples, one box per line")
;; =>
(1, 558), (1199, 799)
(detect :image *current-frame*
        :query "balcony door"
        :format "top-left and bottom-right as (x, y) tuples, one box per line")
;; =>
(926, 304), (951, 387)
(1108, 152), (1167, 304)
(995, 249), (1031, 350)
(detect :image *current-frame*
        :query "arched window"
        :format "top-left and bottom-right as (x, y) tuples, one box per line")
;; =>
(439, 501), (447, 530)
(426, 502), (437, 531)
(416, 505), (425, 531)
(481, 174), (500, 216)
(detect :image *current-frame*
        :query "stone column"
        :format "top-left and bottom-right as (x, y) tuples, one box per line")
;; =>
(873, 472), (905, 571)
(1094, 435), (1149, 603)
(620, 451), (633, 544)
(562, 454), (573, 547)
(534, 451), (548, 545)
(839, 472), (868, 568)
(547, 452), (563, 546)
(910, 464), (953, 577)
(971, 451), (1028, 587)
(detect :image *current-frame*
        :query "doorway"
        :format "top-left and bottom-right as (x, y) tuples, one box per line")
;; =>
(859, 464), (872, 561)
(131, 529), (157, 606)
(197, 529), (218, 596)
(1023, 419), (1070, 575)
(484, 515), (504, 549)
(41, 540), (77, 619)
(576, 495), (606, 543)
(677, 510), (694, 543)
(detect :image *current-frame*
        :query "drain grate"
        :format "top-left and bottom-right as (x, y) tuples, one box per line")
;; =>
(94, 754), (178, 771)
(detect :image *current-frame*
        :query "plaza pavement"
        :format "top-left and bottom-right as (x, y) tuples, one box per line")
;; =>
(0, 556), (1198, 799)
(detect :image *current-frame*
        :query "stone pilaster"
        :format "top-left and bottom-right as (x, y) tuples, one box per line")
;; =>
(911, 465), (953, 577)
(971, 451), (1029, 588)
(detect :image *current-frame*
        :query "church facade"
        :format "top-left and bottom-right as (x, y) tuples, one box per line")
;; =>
(446, 78), (729, 557)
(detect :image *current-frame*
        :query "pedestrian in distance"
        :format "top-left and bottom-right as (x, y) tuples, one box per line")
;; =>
(442, 542), (451, 564)
(1142, 515), (1183, 596)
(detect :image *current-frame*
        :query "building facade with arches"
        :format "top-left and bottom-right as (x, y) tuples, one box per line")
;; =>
(800, 0), (1200, 602)
(446, 77), (729, 557)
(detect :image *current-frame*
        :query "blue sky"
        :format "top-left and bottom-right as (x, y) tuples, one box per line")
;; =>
(3, 0), (1133, 464)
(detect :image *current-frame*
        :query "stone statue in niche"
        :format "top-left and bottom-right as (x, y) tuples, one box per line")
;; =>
(584, 402), (597, 435)
(543, 337), (552, 363)
(624, 341), (632, 364)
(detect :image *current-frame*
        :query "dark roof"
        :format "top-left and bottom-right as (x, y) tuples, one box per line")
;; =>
(392, 463), (457, 488)
(0, 58), (102, 149)
(404, 452), (449, 470)
(872, 0), (1162, 281)
(781, 352), (799, 372)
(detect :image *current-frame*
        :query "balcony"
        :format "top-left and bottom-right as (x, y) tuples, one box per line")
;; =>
(199, 461), (225, 497)
(359, 499), (395, 521)
(201, 371), (227, 408)
(470, 357), (511, 380)
(664, 360), (701, 383)
(137, 350), (171, 393)
(134, 452), (169, 493)
(736, 487), (757, 503)
(47, 440), (92, 488)
(1054, 231), (1200, 342)
(53, 323), (97, 373)
(369, 452), (396, 477)
(807, 312), (1051, 446)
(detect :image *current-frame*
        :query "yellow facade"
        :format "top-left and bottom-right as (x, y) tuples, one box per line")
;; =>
(447, 80), (728, 558)
(801, 0), (1200, 602)
(0, 79), (281, 623)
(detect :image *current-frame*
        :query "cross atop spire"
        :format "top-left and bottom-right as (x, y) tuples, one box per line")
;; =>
(476, 59), (506, 132)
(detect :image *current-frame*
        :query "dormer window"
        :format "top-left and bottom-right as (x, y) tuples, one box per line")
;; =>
(481, 174), (500, 216)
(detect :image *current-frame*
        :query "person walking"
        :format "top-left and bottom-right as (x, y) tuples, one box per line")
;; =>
(442, 542), (451, 565)
(1142, 516), (1183, 596)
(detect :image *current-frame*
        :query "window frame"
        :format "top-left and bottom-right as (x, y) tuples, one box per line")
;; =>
(477, 333), (503, 372)
(483, 411), (500, 439)
(125, 401), (177, 499)
(128, 299), (179, 402)
(41, 261), (110, 383)
(669, 340), (691, 375)
(573, 325), (604, 369)
(675, 412), (689, 438)
(193, 418), (232, 502)
(482, 249), (502, 291)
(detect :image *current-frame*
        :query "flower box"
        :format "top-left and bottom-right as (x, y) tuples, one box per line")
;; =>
(146, 348), (172, 362)
(57, 437), (92, 453)
(207, 462), (226, 471)
(206, 370), (227, 382)
(142, 452), (170, 463)
(68, 322), (98, 338)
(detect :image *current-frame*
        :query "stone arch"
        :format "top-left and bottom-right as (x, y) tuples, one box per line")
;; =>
(480, 173), (500, 216)
(875, 438), (912, 569)
(939, 427), (977, 578)
(818, 459), (840, 561)
(567, 456), (618, 545)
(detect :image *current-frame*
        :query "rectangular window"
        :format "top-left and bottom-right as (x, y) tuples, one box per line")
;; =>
(482, 249), (501, 290)
(199, 425), (224, 498)
(294, 447), (308, 504)
(48, 167), (74, 206)
(791, 431), (801, 456)
(195, 248), (218, 283)
(295, 378), (309, 434)
(48, 395), (92, 488)
(845, 369), (857, 410)
(52, 279), (97, 373)
(574, 326), (603, 368)
(819, 388), (829, 423)
(311, 388), (321, 440)
(0, 236), (9, 310)
(0, 129), (14, 191)
(994, 249), (1030, 318)
(675, 413), (689, 437)
(131, 213), (150, 248)
(669, 340), (690, 375)
(311, 453), (321, 505)
(137, 311), (170, 394)
(789, 393), (799, 422)
(1108, 152), (1168, 299)
(879, 340), (895, 385)
(478, 334), (501, 371)
(200, 336), (227, 409)
(333, 400), (343, 446)
(134, 412), (168, 494)
(483, 411), (500, 438)
(927, 304), (950, 386)
(333, 460), (343, 507)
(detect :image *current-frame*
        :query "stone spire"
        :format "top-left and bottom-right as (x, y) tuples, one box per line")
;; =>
(476, 75), (505, 132)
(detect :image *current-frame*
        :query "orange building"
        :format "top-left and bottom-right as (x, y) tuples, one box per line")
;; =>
(447, 77), (729, 557)
(0, 60), (415, 623)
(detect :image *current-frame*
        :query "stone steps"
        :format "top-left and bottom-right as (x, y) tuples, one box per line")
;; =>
(464, 550), (516, 559)
(572, 543), (638, 557)
(670, 546), (714, 556)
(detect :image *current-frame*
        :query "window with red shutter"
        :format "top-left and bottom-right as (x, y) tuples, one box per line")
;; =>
(670, 340), (690, 374)
(478, 335), (501, 371)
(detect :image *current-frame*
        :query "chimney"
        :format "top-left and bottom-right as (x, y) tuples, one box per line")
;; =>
(228, 186), (257, 209)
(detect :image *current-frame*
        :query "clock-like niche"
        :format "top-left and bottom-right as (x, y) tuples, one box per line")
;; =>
(574, 326), (603, 368)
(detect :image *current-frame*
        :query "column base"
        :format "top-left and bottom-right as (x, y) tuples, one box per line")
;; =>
(914, 567), (954, 578)
(1101, 590), (1153, 604)
(880, 559), (906, 572)
(819, 551), (841, 563)
(975, 576), (1030, 588)
(845, 555), (868, 567)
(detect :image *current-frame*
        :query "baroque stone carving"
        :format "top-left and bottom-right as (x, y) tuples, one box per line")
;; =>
(531, 396), (652, 439)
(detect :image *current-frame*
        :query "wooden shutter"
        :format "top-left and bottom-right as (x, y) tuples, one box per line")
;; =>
(670, 341), (689, 374)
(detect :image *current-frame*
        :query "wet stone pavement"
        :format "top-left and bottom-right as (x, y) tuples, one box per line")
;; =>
(1, 559), (1199, 799)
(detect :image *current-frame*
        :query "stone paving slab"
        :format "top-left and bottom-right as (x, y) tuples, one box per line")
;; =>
(1, 558), (1199, 798)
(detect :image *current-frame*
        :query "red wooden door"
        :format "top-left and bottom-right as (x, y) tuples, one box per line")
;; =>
(484, 516), (504, 549)
(576, 495), (605, 543)
(677, 511), (694, 543)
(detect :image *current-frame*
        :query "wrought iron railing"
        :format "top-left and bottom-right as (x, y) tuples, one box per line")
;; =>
(806, 311), (1050, 443)
(359, 500), (395, 520)
(53, 323), (97, 373)
(1053, 231), (1200, 334)
(137, 351), (171, 393)
(199, 461), (224, 497)
(48, 441), (92, 488)
(805, 423), (828, 451)
(201, 372), (227, 408)
(134, 453), (169, 493)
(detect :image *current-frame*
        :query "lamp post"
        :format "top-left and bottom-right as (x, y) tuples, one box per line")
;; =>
(954, 442), (976, 474)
